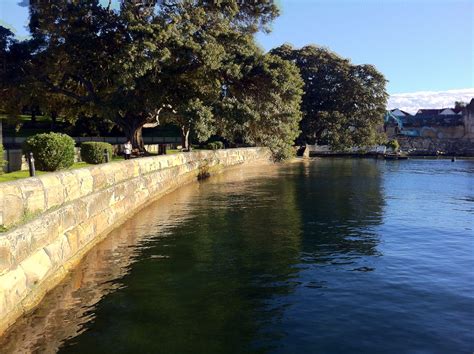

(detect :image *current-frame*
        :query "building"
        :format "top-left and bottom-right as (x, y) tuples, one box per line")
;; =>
(384, 99), (474, 155)
(385, 104), (469, 139)
(463, 98), (474, 141)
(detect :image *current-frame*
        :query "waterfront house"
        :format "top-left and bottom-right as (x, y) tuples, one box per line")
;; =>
(385, 106), (467, 139)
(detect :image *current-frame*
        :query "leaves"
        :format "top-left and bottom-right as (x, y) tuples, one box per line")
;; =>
(271, 44), (388, 149)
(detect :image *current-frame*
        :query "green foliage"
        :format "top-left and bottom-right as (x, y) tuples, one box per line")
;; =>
(183, 99), (216, 144)
(215, 53), (304, 160)
(206, 141), (224, 150)
(386, 139), (400, 151)
(2, 2), (305, 160)
(23, 132), (75, 171)
(3, 1), (281, 152)
(271, 44), (388, 150)
(80, 142), (113, 164)
(0, 144), (6, 174)
(72, 114), (115, 137)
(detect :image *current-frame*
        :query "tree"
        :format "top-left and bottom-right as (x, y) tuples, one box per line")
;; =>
(13, 0), (280, 152)
(271, 44), (388, 149)
(154, 1), (282, 151)
(455, 101), (466, 110)
(215, 53), (303, 159)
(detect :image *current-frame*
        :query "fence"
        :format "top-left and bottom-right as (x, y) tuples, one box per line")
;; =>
(2, 136), (180, 146)
(2, 140), (181, 173)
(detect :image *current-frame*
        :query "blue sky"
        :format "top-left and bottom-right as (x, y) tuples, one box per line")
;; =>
(1, 0), (473, 106)
(256, 0), (473, 94)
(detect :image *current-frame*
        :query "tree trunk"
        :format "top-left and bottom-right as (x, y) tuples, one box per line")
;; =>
(31, 107), (37, 125)
(181, 126), (190, 151)
(123, 122), (146, 153)
(50, 111), (58, 130)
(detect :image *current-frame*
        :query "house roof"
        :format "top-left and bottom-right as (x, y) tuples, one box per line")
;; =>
(404, 114), (463, 127)
(468, 98), (474, 113)
(416, 109), (441, 116)
(390, 108), (412, 116)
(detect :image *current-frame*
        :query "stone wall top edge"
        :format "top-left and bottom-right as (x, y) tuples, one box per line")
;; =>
(2, 147), (264, 188)
(0, 148), (268, 228)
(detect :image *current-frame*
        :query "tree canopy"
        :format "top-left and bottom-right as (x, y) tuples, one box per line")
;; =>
(1, 1), (390, 158)
(2, 0), (302, 158)
(271, 44), (388, 149)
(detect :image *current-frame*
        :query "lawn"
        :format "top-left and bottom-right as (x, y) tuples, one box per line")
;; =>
(166, 149), (182, 154)
(0, 169), (47, 183)
(0, 158), (124, 183)
(0, 150), (193, 183)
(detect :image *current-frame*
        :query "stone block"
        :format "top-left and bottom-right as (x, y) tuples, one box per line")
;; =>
(0, 237), (14, 275)
(19, 178), (45, 217)
(65, 229), (80, 257)
(0, 184), (24, 227)
(39, 174), (65, 210)
(3, 227), (34, 268)
(43, 235), (72, 268)
(76, 221), (95, 247)
(91, 211), (111, 236)
(27, 212), (62, 258)
(19, 249), (53, 288)
(72, 169), (94, 196)
(89, 166), (107, 190)
(58, 171), (81, 203)
(58, 204), (78, 233)
(99, 164), (117, 186)
(0, 267), (27, 318)
(85, 188), (114, 217)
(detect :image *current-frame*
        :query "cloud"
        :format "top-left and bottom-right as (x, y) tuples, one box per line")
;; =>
(388, 88), (474, 114)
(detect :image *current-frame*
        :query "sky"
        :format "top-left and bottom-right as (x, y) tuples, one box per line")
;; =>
(1, 0), (473, 111)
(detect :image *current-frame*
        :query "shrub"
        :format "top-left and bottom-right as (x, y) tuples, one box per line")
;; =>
(386, 139), (400, 152)
(0, 144), (6, 174)
(206, 141), (224, 150)
(23, 132), (75, 171)
(80, 142), (114, 164)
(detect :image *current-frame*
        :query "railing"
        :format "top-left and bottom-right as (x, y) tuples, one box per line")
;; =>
(2, 136), (181, 145)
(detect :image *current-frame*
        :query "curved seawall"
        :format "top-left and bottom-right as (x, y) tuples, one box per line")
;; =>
(0, 148), (271, 335)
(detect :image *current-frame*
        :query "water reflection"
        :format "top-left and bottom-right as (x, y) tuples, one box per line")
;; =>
(0, 181), (202, 353)
(297, 159), (385, 265)
(2, 159), (471, 353)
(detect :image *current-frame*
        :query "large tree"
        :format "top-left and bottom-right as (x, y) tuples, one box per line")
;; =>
(14, 0), (282, 152)
(215, 52), (303, 159)
(271, 44), (388, 149)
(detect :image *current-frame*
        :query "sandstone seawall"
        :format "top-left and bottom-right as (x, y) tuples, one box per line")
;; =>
(0, 148), (271, 335)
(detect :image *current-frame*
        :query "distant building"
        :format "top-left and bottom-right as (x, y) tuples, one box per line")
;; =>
(463, 98), (474, 141)
(385, 103), (471, 139)
(390, 109), (412, 117)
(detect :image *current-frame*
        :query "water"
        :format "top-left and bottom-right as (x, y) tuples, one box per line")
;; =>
(1, 158), (473, 353)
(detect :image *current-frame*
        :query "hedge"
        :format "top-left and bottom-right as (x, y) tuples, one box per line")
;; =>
(386, 139), (400, 152)
(206, 141), (224, 150)
(23, 133), (75, 171)
(80, 141), (114, 164)
(0, 144), (6, 174)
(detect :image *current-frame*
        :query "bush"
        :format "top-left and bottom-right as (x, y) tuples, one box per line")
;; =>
(0, 144), (6, 174)
(80, 142), (114, 164)
(23, 132), (75, 171)
(386, 139), (400, 152)
(206, 141), (224, 150)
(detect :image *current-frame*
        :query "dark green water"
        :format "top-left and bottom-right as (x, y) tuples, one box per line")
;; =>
(1, 159), (473, 353)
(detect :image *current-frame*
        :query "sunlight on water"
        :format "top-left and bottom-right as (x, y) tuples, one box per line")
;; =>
(1, 159), (473, 353)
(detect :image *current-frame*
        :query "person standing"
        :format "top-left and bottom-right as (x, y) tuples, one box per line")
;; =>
(123, 140), (132, 160)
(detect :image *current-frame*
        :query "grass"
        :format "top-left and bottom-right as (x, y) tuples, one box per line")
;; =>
(0, 114), (61, 122)
(0, 156), (124, 183)
(0, 170), (47, 183)
(166, 149), (181, 155)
